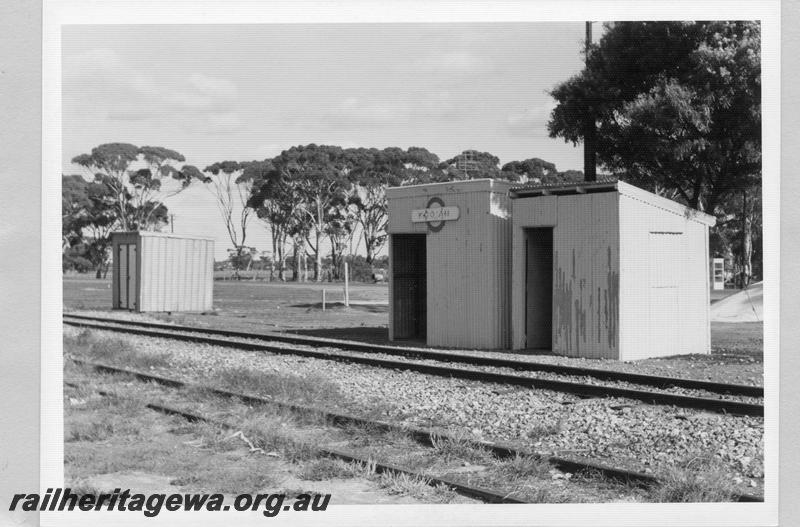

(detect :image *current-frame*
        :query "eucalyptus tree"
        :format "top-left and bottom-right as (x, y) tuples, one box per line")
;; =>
(244, 160), (301, 281)
(270, 144), (352, 282)
(500, 158), (585, 184)
(547, 21), (761, 281)
(548, 21), (761, 212)
(62, 174), (119, 277)
(346, 146), (439, 264)
(203, 160), (260, 278)
(438, 150), (501, 180)
(71, 143), (204, 231)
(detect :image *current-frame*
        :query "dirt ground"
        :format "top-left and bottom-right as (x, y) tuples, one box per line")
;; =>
(63, 275), (764, 384)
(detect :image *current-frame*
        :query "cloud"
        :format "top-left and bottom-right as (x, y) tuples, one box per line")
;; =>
(506, 104), (554, 137)
(188, 73), (238, 99)
(323, 97), (411, 128)
(322, 91), (460, 129)
(62, 48), (244, 133)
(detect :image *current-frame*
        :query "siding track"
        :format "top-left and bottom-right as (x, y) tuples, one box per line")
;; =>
(67, 359), (762, 503)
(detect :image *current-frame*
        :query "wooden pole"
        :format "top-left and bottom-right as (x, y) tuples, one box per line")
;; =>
(584, 21), (597, 182)
(344, 262), (350, 307)
(322, 289), (326, 311)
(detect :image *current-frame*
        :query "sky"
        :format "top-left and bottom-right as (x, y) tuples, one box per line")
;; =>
(62, 23), (595, 260)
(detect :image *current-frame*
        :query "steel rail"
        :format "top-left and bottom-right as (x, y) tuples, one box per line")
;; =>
(62, 313), (763, 398)
(69, 359), (762, 502)
(65, 378), (525, 504)
(64, 317), (764, 417)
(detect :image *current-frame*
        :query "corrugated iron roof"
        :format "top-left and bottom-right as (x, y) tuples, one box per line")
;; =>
(508, 178), (619, 197)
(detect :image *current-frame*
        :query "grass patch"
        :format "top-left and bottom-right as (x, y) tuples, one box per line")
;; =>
(651, 456), (737, 502)
(65, 420), (116, 442)
(497, 454), (552, 479)
(64, 331), (171, 370)
(171, 466), (277, 494)
(376, 472), (458, 503)
(299, 458), (358, 481)
(429, 432), (492, 464)
(211, 366), (342, 406)
(235, 415), (320, 462)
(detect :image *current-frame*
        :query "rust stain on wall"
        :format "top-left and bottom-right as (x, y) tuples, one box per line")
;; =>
(606, 246), (619, 349)
(553, 249), (573, 353)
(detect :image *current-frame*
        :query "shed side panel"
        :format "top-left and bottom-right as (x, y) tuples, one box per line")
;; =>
(490, 190), (513, 349)
(551, 192), (618, 359)
(618, 194), (711, 360)
(139, 235), (152, 312)
(175, 238), (187, 311)
(204, 239), (215, 311)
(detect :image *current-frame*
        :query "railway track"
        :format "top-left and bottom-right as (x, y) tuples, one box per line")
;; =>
(62, 313), (762, 397)
(63, 314), (764, 417)
(67, 358), (762, 503)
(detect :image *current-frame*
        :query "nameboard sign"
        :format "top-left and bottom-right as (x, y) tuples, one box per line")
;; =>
(411, 206), (460, 223)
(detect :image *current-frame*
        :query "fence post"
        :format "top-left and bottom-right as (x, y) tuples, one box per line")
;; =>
(344, 262), (350, 307)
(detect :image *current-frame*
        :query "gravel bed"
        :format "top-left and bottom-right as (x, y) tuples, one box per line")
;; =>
(64, 325), (764, 496)
(66, 318), (763, 404)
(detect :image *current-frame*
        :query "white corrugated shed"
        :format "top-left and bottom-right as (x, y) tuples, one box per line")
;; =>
(386, 179), (514, 349)
(111, 231), (214, 312)
(509, 180), (715, 361)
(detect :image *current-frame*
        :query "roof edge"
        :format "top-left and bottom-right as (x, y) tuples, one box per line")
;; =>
(111, 231), (216, 242)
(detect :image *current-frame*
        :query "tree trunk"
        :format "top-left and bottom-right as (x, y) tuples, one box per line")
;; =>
(365, 242), (374, 266)
(314, 229), (322, 282)
(741, 190), (753, 288)
(278, 238), (286, 282)
(291, 238), (299, 282)
(95, 265), (103, 279)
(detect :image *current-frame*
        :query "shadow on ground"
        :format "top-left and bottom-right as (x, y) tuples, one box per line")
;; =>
(289, 302), (389, 314)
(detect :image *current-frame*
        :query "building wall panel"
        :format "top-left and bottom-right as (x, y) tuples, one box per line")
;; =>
(512, 192), (618, 357)
(387, 180), (512, 349)
(618, 194), (711, 360)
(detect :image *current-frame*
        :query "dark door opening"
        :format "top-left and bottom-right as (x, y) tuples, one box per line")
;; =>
(525, 228), (553, 349)
(392, 234), (427, 340)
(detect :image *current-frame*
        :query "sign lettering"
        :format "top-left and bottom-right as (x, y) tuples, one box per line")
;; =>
(411, 206), (460, 223)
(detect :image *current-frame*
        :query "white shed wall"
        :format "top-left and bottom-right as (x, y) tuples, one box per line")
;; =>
(618, 194), (711, 360)
(511, 192), (620, 358)
(387, 181), (513, 349)
(139, 234), (214, 312)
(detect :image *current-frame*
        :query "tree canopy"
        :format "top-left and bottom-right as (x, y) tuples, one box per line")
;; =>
(438, 150), (501, 180)
(71, 143), (204, 230)
(548, 21), (761, 213)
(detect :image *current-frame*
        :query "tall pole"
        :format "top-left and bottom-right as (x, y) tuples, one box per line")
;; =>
(584, 21), (597, 182)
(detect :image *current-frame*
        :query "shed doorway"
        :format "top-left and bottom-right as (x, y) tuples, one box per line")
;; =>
(392, 234), (427, 340)
(117, 243), (137, 310)
(525, 228), (553, 349)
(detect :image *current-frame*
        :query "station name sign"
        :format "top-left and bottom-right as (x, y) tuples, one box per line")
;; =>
(411, 206), (460, 223)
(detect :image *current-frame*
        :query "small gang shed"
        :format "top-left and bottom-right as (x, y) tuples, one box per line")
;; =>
(509, 179), (716, 360)
(386, 179), (515, 349)
(111, 231), (214, 312)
